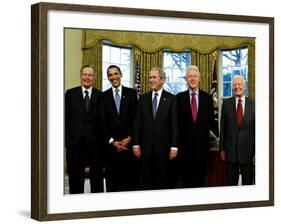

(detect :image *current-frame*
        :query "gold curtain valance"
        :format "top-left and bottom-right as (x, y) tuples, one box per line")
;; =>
(83, 29), (255, 54)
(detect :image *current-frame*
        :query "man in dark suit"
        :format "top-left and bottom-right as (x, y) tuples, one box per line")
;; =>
(133, 67), (178, 190)
(177, 65), (216, 188)
(219, 75), (255, 185)
(65, 64), (103, 194)
(100, 65), (138, 192)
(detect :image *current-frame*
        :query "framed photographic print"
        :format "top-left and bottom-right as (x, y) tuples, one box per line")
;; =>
(31, 2), (274, 221)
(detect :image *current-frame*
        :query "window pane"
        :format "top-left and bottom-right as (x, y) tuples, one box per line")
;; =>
(102, 45), (110, 63)
(163, 51), (190, 95)
(223, 83), (232, 97)
(164, 53), (173, 67)
(102, 44), (132, 91)
(102, 63), (110, 91)
(223, 71), (231, 82)
(241, 48), (248, 65)
(120, 65), (130, 81)
(122, 80), (131, 88)
(102, 78), (111, 91)
(120, 49), (131, 65)
(245, 81), (249, 96)
(112, 47), (120, 63)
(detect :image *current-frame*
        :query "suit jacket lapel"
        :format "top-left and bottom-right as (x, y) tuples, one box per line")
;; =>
(184, 90), (191, 115)
(119, 86), (127, 115)
(90, 89), (97, 110)
(231, 96), (239, 129)
(147, 91), (154, 119)
(76, 87), (84, 112)
(185, 89), (197, 122)
(87, 88), (99, 119)
(197, 90), (203, 122)
(241, 97), (250, 128)
(107, 88), (119, 116)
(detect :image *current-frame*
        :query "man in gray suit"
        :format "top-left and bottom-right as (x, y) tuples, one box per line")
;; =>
(219, 75), (255, 185)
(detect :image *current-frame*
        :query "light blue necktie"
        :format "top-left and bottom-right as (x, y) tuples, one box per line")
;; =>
(152, 92), (158, 118)
(114, 89), (121, 114)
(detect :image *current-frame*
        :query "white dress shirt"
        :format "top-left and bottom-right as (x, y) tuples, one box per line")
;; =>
(109, 85), (122, 144)
(82, 86), (92, 99)
(188, 88), (199, 110)
(235, 95), (245, 115)
(151, 88), (163, 110)
(112, 85), (122, 101)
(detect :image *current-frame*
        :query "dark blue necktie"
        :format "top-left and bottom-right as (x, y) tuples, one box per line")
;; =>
(152, 92), (158, 118)
(84, 90), (90, 113)
(115, 89), (121, 114)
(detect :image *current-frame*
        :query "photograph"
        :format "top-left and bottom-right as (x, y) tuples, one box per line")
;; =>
(31, 2), (274, 221)
(64, 28), (256, 194)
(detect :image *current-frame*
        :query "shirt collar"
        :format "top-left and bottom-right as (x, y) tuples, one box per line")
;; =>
(189, 88), (199, 95)
(236, 95), (246, 103)
(82, 86), (92, 96)
(112, 85), (122, 94)
(153, 88), (163, 96)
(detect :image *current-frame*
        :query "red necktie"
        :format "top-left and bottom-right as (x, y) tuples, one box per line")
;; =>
(191, 92), (197, 123)
(237, 98), (243, 128)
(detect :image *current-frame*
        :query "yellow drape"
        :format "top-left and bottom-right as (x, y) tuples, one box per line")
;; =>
(82, 40), (102, 90)
(248, 44), (255, 100)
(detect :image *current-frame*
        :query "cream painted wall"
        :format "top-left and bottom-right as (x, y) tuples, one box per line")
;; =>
(64, 29), (83, 90)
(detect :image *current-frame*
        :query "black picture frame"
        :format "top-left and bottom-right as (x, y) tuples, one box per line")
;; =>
(31, 2), (274, 221)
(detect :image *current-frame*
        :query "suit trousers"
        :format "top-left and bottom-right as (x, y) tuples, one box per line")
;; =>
(66, 146), (104, 194)
(181, 156), (208, 188)
(105, 149), (139, 192)
(140, 155), (169, 190)
(226, 162), (254, 186)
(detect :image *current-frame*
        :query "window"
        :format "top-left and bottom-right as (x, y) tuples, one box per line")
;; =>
(102, 44), (132, 91)
(163, 51), (191, 95)
(221, 47), (248, 97)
